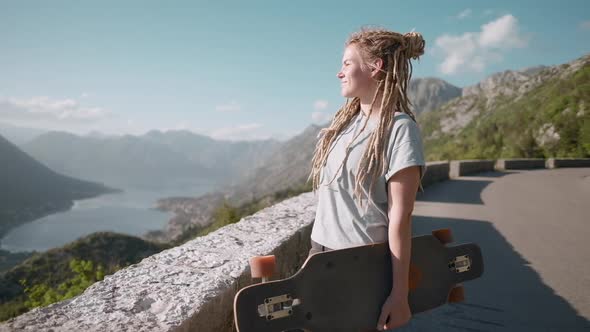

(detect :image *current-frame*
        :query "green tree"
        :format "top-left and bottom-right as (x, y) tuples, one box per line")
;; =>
(20, 258), (105, 309)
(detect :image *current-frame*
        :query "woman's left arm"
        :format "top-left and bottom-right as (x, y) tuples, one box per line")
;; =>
(376, 165), (421, 331)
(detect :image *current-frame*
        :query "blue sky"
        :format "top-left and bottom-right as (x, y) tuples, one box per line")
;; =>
(0, 1), (589, 141)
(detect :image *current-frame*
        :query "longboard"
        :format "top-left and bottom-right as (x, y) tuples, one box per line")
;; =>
(234, 229), (484, 332)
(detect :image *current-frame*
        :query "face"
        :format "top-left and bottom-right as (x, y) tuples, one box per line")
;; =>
(337, 44), (376, 98)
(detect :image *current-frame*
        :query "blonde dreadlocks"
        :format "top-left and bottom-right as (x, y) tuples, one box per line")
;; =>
(308, 27), (425, 208)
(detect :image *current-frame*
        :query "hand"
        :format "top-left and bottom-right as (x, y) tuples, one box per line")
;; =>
(376, 293), (411, 331)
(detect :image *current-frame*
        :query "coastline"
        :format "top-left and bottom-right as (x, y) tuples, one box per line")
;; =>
(0, 186), (122, 248)
(142, 191), (226, 244)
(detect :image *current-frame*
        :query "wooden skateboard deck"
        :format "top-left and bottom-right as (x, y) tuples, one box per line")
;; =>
(234, 231), (484, 332)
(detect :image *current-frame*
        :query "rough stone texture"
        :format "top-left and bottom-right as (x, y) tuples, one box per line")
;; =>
(0, 193), (317, 332)
(546, 158), (590, 168)
(439, 96), (479, 134)
(495, 159), (546, 170)
(407, 78), (462, 116)
(450, 160), (495, 178)
(535, 123), (561, 148)
(421, 161), (449, 187)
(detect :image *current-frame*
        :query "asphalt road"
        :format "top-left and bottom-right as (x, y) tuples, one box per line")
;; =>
(397, 167), (590, 332)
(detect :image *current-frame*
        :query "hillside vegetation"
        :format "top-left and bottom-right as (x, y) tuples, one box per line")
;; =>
(420, 61), (589, 161)
(0, 232), (169, 321)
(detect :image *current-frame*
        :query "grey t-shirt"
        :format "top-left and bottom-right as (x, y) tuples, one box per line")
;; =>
(311, 111), (425, 250)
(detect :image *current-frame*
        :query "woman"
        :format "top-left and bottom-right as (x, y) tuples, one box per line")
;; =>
(307, 27), (426, 331)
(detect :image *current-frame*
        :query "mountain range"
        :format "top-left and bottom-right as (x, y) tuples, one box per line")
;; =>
(420, 54), (589, 160)
(17, 130), (281, 191)
(0, 134), (116, 238)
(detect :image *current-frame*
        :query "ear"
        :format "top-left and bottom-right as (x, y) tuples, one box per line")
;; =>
(370, 58), (383, 78)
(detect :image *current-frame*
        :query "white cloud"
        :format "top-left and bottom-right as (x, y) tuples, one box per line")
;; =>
(479, 15), (527, 48)
(0, 95), (120, 135)
(313, 100), (329, 110)
(580, 20), (590, 30)
(209, 123), (269, 141)
(455, 9), (472, 20)
(0, 96), (110, 123)
(311, 111), (333, 124)
(80, 92), (91, 98)
(434, 14), (528, 75)
(215, 101), (241, 112)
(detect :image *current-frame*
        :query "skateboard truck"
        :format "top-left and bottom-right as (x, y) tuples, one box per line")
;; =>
(449, 255), (471, 273)
(433, 229), (472, 273)
(248, 255), (302, 321)
(257, 294), (302, 320)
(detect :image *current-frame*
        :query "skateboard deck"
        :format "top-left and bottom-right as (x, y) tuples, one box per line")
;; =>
(234, 231), (484, 332)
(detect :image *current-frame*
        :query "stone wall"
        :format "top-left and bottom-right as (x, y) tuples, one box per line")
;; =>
(495, 158), (546, 170)
(0, 194), (317, 332)
(546, 158), (590, 168)
(450, 160), (496, 177)
(421, 161), (449, 187)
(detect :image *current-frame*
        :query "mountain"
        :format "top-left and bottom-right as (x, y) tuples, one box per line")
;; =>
(223, 124), (322, 206)
(408, 77), (462, 116)
(419, 54), (590, 161)
(21, 131), (222, 190)
(0, 134), (116, 238)
(0, 123), (46, 146)
(21, 130), (281, 190)
(141, 130), (281, 185)
(0, 231), (169, 321)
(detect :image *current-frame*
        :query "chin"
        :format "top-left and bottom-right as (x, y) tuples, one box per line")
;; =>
(341, 89), (354, 98)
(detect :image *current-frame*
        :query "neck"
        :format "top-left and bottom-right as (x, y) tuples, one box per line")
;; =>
(359, 89), (383, 120)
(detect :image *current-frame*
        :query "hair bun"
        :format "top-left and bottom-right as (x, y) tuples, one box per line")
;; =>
(403, 32), (425, 59)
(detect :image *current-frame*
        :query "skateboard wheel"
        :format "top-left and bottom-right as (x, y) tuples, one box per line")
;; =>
(448, 285), (465, 303)
(249, 255), (276, 279)
(432, 228), (453, 244)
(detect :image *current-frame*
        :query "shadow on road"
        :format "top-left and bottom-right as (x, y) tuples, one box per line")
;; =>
(398, 215), (590, 331)
(417, 179), (493, 205)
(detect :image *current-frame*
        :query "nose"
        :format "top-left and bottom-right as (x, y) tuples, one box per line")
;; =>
(337, 71), (344, 79)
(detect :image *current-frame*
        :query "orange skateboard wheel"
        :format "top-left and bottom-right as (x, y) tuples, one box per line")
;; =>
(448, 285), (465, 303)
(432, 228), (453, 244)
(249, 255), (276, 280)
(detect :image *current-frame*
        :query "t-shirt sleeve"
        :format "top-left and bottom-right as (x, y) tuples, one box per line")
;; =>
(384, 116), (426, 183)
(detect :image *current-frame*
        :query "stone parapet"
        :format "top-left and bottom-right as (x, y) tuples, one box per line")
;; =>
(421, 161), (450, 187)
(1, 193), (317, 332)
(449, 160), (495, 178)
(495, 158), (546, 170)
(546, 158), (590, 168)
